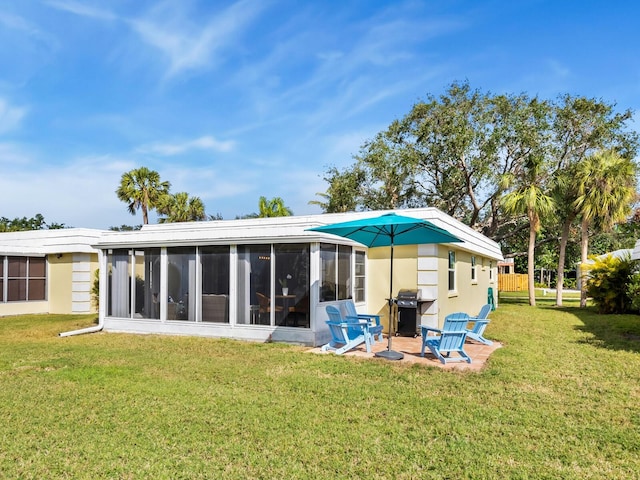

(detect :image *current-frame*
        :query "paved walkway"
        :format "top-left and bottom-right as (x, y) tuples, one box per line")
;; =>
(309, 335), (501, 372)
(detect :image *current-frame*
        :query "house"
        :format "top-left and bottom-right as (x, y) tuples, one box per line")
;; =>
(94, 207), (503, 346)
(0, 228), (103, 317)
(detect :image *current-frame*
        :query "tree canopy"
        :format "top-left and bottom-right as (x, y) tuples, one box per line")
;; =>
(158, 192), (207, 223)
(116, 166), (171, 225)
(0, 214), (65, 232)
(316, 81), (639, 304)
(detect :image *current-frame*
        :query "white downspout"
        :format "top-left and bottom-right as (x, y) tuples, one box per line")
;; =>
(59, 249), (105, 338)
(59, 323), (103, 337)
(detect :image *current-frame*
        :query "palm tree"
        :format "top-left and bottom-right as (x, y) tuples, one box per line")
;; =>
(158, 192), (207, 223)
(551, 167), (580, 307)
(258, 196), (293, 217)
(116, 167), (170, 224)
(573, 150), (637, 307)
(502, 158), (555, 306)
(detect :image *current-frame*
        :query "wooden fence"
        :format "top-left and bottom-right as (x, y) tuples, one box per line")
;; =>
(498, 273), (528, 292)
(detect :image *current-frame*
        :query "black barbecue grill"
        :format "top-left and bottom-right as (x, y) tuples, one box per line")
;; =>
(396, 289), (420, 336)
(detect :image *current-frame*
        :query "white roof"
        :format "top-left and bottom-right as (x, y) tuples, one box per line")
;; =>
(97, 207), (503, 261)
(0, 228), (104, 256)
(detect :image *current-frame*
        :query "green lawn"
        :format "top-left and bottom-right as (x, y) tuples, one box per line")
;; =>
(1, 302), (639, 479)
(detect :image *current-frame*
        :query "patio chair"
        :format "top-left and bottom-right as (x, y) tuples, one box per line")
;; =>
(343, 300), (384, 343)
(322, 305), (372, 355)
(256, 292), (283, 324)
(465, 304), (493, 345)
(420, 312), (471, 364)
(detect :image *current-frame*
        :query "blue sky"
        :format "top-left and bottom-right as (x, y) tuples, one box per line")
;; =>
(0, 0), (638, 228)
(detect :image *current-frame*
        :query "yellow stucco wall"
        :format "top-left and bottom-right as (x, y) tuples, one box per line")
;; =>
(48, 254), (73, 313)
(366, 244), (417, 330)
(436, 247), (496, 325)
(0, 301), (48, 316)
(48, 253), (99, 314)
(365, 244), (497, 331)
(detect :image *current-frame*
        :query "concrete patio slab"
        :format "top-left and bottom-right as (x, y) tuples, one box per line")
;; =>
(309, 334), (501, 371)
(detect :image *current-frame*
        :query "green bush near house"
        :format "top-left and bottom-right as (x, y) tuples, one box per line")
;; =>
(0, 303), (639, 479)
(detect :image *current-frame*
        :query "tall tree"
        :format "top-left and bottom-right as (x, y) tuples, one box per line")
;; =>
(353, 120), (420, 211)
(116, 167), (170, 224)
(258, 196), (293, 218)
(550, 95), (638, 306)
(407, 82), (497, 226)
(317, 82), (559, 238)
(500, 98), (554, 306)
(309, 165), (366, 213)
(158, 192), (207, 223)
(573, 150), (637, 307)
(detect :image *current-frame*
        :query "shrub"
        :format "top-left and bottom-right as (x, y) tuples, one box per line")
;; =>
(91, 268), (100, 310)
(584, 253), (637, 314)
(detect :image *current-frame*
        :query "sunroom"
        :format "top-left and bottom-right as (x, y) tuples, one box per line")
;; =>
(96, 208), (502, 346)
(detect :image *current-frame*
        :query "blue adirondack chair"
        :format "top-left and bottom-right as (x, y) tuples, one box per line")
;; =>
(465, 304), (493, 345)
(420, 312), (471, 364)
(343, 300), (384, 343)
(322, 305), (372, 355)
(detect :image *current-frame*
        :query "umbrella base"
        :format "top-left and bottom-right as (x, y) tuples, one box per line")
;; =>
(374, 349), (405, 361)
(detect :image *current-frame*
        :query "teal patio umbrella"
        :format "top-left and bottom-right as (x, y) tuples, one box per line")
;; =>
(308, 212), (462, 360)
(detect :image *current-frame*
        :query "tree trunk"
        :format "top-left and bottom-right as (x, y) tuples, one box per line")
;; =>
(142, 205), (149, 225)
(579, 217), (589, 308)
(555, 216), (573, 307)
(528, 223), (536, 306)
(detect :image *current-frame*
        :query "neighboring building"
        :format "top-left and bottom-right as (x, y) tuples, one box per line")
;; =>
(95, 208), (503, 346)
(498, 258), (515, 274)
(0, 229), (103, 317)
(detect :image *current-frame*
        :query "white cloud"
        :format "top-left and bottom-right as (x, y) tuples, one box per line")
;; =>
(137, 135), (235, 156)
(0, 142), (32, 165)
(0, 11), (39, 34)
(129, 0), (265, 78)
(0, 154), (132, 228)
(0, 99), (27, 133)
(44, 0), (116, 21)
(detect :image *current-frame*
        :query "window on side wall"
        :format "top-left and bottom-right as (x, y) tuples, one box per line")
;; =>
(4, 256), (46, 302)
(320, 244), (353, 302)
(471, 255), (477, 283)
(448, 250), (456, 292)
(354, 250), (366, 303)
(489, 261), (494, 281)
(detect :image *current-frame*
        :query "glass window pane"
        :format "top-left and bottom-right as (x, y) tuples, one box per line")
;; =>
(8, 279), (26, 301)
(29, 257), (46, 277)
(201, 246), (230, 323)
(167, 247), (196, 321)
(471, 256), (476, 281)
(448, 250), (456, 291)
(337, 245), (352, 300)
(8, 257), (26, 277)
(133, 248), (160, 320)
(275, 244), (310, 328)
(106, 249), (131, 318)
(319, 244), (336, 302)
(237, 245), (271, 325)
(28, 279), (46, 300)
(0, 278), (3, 302)
(354, 251), (366, 303)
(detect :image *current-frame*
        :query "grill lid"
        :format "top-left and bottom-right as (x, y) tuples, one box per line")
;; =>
(396, 289), (420, 300)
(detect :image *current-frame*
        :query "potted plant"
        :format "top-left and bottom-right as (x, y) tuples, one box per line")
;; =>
(279, 274), (292, 295)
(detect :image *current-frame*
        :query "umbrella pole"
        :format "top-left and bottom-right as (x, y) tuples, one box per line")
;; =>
(374, 234), (404, 360)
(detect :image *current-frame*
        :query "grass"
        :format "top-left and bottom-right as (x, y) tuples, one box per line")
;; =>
(1, 302), (639, 479)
